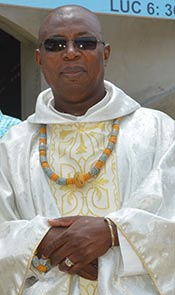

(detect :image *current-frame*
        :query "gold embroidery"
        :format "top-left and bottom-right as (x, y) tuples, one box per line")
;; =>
(49, 121), (120, 294)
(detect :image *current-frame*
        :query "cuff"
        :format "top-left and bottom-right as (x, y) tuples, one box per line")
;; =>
(118, 229), (147, 277)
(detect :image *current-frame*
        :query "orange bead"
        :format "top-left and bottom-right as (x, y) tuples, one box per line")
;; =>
(40, 150), (46, 156)
(50, 173), (59, 181)
(40, 127), (46, 134)
(113, 124), (119, 131)
(41, 162), (49, 168)
(36, 264), (47, 273)
(67, 178), (75, 185)
(103, 148), (112, 156)
(40, 138), (46, 144)
(95, 160), (104, 169)
(109, 136), (117, 144)
(84, 173), (92, 181)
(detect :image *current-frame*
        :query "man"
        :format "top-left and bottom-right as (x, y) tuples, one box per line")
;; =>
(0, 110), (21, 138)
(0, 5), (175, 295)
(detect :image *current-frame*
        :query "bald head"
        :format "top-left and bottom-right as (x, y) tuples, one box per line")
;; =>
(35, 4), (110, 115)
(38, 5), (103, 44)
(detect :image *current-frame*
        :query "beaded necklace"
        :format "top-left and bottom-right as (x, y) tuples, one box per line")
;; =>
(39, 117), (121, 188)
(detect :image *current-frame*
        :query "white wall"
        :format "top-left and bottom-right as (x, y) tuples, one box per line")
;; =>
(100, 14), (175, 118)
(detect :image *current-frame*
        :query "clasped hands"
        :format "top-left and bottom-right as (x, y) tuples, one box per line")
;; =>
(37, 215), (118, 280)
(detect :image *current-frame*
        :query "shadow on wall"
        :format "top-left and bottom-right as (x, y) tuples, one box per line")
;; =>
(0, 29), (21, 119)
(132, 84), (175, 119)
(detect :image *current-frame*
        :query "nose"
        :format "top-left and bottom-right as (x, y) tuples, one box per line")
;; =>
(63, 40), (81, 60)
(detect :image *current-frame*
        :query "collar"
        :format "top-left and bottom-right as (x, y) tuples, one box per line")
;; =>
(28, 80), (140, 124)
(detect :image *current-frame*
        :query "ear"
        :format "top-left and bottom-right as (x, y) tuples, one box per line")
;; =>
(35, 49), (42, 66)
(103, 44), (110, 67)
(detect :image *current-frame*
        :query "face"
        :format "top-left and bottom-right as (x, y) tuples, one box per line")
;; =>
(35, 8), (110, 107)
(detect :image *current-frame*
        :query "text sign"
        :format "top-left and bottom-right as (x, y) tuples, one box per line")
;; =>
(111, 0), (175, 19)
(1, 0), (175, 19)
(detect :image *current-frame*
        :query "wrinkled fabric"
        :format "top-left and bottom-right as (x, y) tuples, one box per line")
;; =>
(0, 81), (175, 294)
(107, 140), (175, 294)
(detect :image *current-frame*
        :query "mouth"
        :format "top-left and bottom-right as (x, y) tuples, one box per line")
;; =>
(60, 66), (85, 79)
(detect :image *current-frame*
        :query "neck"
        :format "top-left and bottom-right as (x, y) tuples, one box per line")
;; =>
(53, 89), (106, 116)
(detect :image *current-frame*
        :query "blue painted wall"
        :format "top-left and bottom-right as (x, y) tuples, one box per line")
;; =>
(1, 0), (175, 19)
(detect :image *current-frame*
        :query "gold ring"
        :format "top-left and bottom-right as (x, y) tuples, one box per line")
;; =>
(65, 257), (74, 268)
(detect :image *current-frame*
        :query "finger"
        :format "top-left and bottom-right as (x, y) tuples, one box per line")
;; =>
(49, 245), (73, 267)
(58, 254), (89, 274)
(78, 268), (98, 281)
(42, 232), (67, 258)
(66, 261), (88, 275)
(59, 256), (77, 272)
(65, 252), (99, 275)
(58, 255), (98, 277)
(52, 242), (93, 270)
(91, 259), (98, 269)
(48, 216), (82, 227)
(79, 263), (98, 279)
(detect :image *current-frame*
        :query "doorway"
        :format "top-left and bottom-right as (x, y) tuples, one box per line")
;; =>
(0, 29), (21, 119)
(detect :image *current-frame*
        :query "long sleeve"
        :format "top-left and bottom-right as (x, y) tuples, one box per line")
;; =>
(0, 126), (78, 294)
(0, 216), (49, 294)
(107, 142), (175, 295)
(0, 154), (49, 294)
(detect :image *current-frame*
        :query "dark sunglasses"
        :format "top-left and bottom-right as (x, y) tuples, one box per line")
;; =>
(40, 36), (105, 52)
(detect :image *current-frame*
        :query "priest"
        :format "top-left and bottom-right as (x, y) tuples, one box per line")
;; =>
(0, 5), (175, 295)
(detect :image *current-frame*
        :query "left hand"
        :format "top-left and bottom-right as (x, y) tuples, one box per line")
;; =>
(42, 216), (117, 275)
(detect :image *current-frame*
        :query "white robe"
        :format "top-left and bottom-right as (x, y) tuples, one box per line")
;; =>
(0, 81), (175, 295)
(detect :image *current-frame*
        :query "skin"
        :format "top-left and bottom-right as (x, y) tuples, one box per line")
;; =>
(35, 5), (110, 115)
(38, 216), (118, 280)
(36, 5), (119, 280)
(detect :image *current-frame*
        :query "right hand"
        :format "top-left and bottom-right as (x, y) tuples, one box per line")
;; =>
(37, 224), (98, 280)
